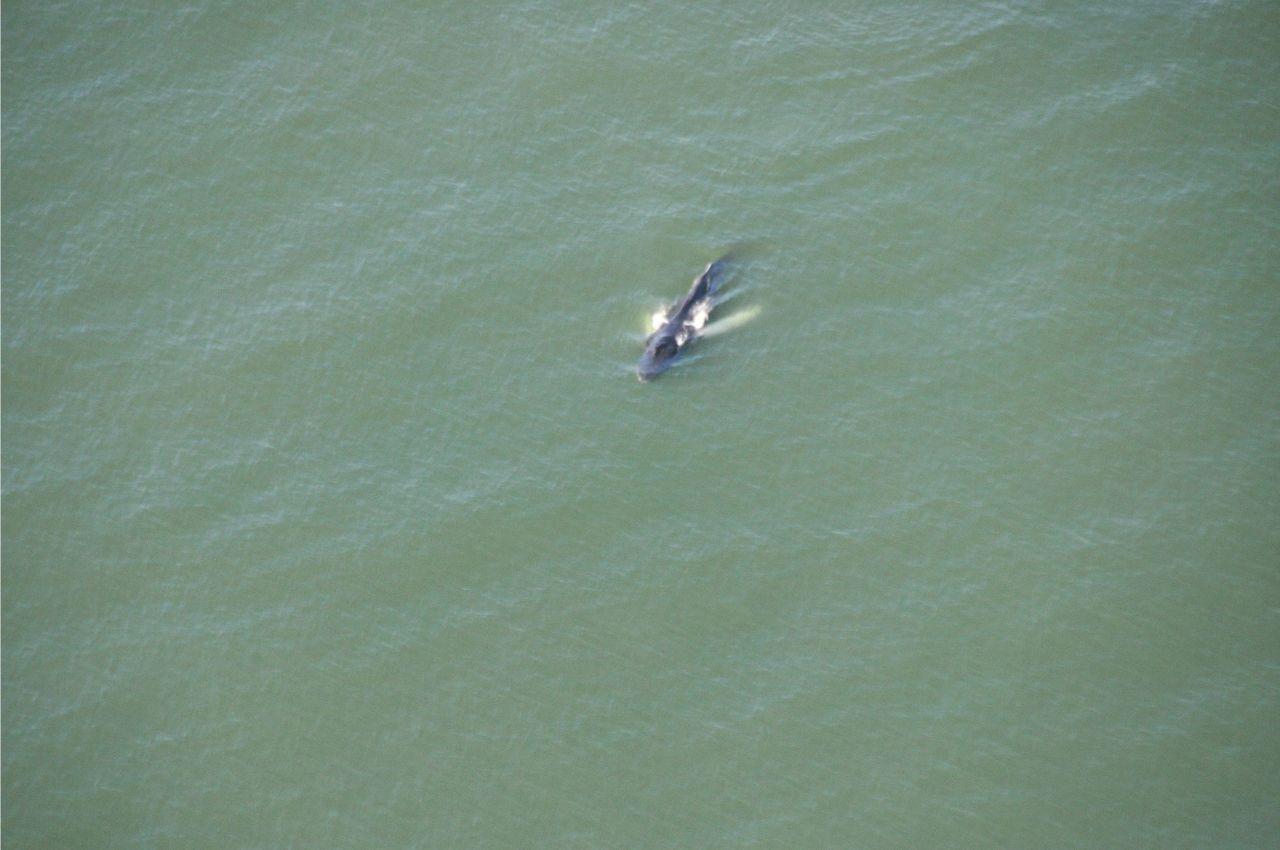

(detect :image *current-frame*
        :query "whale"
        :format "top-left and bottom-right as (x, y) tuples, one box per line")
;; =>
(637, 259), (727, 382)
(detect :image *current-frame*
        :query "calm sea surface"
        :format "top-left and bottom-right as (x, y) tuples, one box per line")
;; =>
(4, 1), (1279, 847)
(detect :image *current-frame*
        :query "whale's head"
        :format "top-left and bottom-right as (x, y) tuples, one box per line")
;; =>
(637, 335), (679, 382)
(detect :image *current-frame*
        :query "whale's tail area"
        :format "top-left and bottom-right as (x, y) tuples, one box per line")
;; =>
(701, 257), (730, 294)
(681, 257), (729, 312)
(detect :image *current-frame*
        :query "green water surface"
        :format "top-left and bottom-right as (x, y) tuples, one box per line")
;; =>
(5, 1), (1279, 847)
